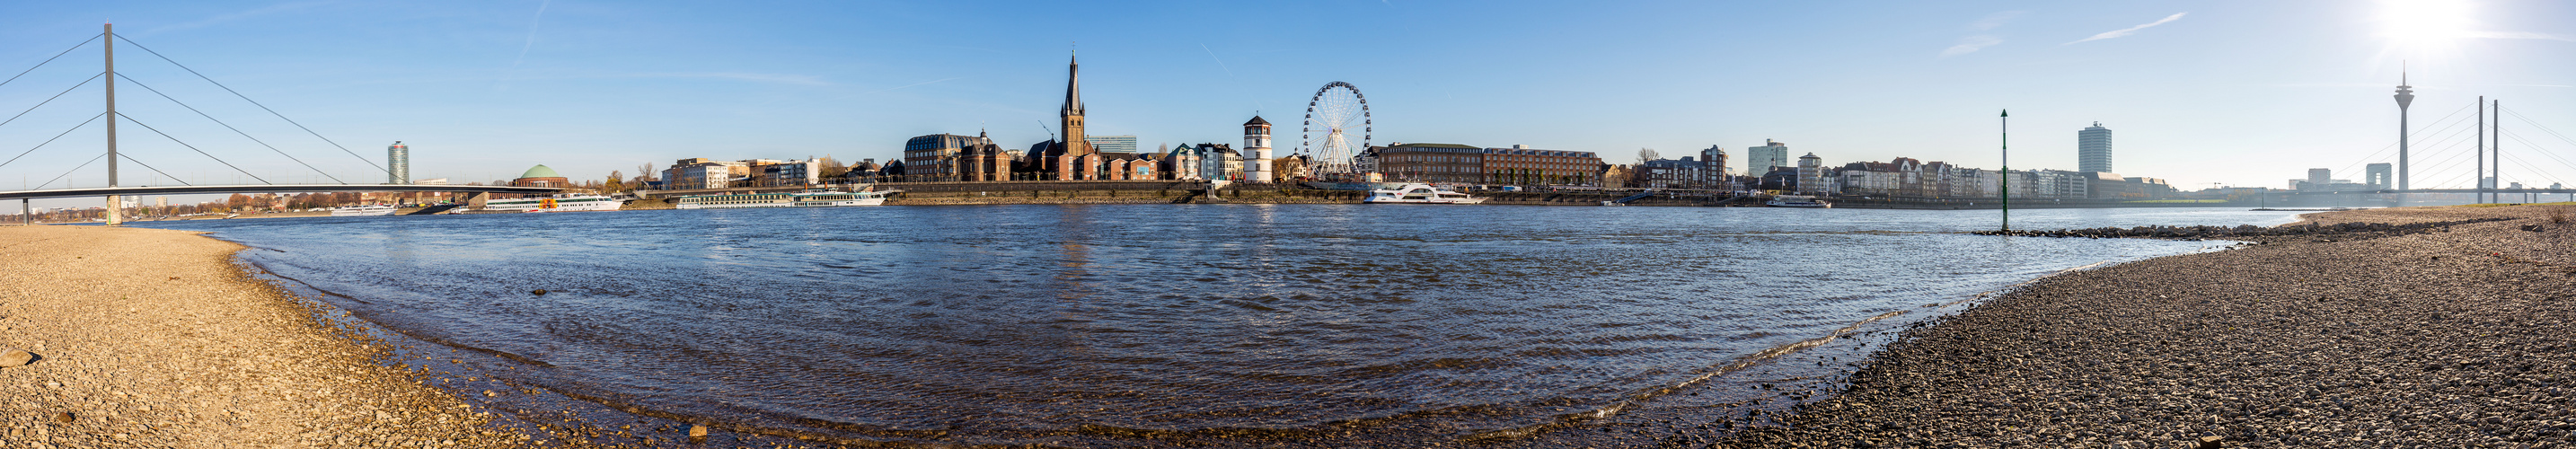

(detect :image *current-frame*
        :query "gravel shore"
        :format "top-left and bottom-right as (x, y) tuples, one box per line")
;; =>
(1718, 205), (2576, 447)
(0, 225), (516, 447)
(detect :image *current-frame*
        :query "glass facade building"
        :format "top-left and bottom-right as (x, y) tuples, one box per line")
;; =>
(2078, 122), (2113, 173)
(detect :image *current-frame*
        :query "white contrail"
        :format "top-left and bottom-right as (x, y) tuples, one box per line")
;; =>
(508, 0), (552, 70)
(2067, 12), (2186, 45)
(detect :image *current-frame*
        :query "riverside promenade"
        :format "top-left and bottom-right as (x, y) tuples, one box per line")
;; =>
(0, 225), (509, 447)
(1720, 205), (2576, 448)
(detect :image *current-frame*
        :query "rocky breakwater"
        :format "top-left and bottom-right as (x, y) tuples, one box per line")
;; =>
(1720, 205), (2576, 447)
(0, 225), (522, 447)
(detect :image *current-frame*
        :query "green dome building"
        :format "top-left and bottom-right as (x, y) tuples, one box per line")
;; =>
(512, 164), (570, 188)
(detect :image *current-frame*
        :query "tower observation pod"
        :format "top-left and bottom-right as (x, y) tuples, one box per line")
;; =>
(1244, 116), (1274, 182)
(2395, 70), (2414, 190)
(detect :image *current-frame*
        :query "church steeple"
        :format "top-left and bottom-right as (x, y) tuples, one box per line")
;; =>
(1053, 51), (1092, 180)
(1062, 53), (1084, 116)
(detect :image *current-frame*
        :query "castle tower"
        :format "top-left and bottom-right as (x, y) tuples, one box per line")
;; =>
(1057, 53), (1090, 180)
(1243, 116), (1274, 182)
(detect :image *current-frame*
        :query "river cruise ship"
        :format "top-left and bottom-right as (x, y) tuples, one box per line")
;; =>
(1363, 183), (1486, 205)
(674, 190), (888, 209)
(330, 204), (398, 216)
(1765, 195), (1831, 208)
(484, 194), (624, 213)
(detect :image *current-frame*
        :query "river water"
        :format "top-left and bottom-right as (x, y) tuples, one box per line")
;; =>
(137, 206), (2298, 445)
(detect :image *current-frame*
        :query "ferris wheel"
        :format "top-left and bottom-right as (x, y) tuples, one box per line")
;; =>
(1300, 82), (1371, 176)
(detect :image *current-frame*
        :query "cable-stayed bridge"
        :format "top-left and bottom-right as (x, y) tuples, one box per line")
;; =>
(0, 24), (559, 224)
(2306, 87), (2576, 202)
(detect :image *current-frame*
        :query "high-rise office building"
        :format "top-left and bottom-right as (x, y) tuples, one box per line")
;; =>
(1086, 135), (1139, 154)
(1745, 139), (1789, 176)
(387, 141), (410, 184)
(2365, 163), (2393, 189)
(2078, 122), (2112, 173)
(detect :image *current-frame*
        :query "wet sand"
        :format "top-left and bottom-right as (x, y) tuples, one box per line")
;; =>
(0, 225), (513, 447)
(1718, 205), (2576, 447)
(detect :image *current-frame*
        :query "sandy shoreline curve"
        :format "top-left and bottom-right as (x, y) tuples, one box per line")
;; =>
(0, 225), (517, 447)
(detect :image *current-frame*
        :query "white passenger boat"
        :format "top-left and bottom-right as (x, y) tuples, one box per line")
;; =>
(674, 190), (888, 209)
(330, 204), (399, 216)
(1363, 183), (1486, 204)
(484, 194), (624, 213)
(1765, 195), (1831, 208)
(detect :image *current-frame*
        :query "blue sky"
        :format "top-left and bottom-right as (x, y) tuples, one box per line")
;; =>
(4, 0), (2573, 208)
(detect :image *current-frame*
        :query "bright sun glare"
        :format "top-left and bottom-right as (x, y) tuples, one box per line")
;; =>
(2378, 0), (2474, 49)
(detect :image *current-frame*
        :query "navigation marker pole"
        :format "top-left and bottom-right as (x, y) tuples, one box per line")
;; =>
(2000, 109), (2009, 233)
(103, 22), (121, 226)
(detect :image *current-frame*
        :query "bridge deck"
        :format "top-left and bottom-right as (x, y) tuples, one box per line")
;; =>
(0, 184), (565, 200)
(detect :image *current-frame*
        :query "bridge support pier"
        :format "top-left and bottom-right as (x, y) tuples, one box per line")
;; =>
(104, 195), (120, 225)
(465, 192), (489, 211)
(19, 198), (27, 225)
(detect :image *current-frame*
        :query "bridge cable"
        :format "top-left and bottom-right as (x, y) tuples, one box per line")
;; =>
(2330, 102), (2475, 179)
(0, 35), (98, 91)
(114, 111), (271, 184)
(2497, 110), (2576, 185)
(2500, 152), (2570, 188)
(110, 34), (388, 176)
(2383, 107), (2487, 187)
(115, 73), (347, 184)
(2400, 113), (2485, 180)
(2501, 108), (2576, 152)
(114, 153), (192, 186)
(0, 111), (104, 170)
(2502, 131), (2576, 174)
(34, 153), (104, 189)
(0, 73), (102, 131)
(2499, 130), (2576, 178)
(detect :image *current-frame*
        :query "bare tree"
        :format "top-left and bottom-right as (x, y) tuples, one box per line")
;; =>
(1636, 148), (1662, 164)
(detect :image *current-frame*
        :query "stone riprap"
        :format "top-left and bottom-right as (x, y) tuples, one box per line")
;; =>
(1718, 205), (2576, 447)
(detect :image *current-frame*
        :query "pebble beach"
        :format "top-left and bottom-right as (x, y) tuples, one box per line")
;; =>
(1720, 204), (2576, 448)
(0, 225), (510, 448)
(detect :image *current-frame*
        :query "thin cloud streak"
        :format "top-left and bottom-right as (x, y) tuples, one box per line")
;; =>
(1941, 36), (2002, 57)
(1970, 11), (2025, 31)
(868, 77), (957, 94)
(137, 1), (333, 37)
(2463, 31), (2574, 41)
(2066, 12), (2187, 45)
(641, 73), (830, 86)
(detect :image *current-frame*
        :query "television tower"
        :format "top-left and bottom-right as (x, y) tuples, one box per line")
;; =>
(2394, 67), (2414, 190)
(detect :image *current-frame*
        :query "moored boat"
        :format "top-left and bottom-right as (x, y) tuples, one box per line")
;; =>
(1765, 195), (1831, 208)
(674, 190), (889, 209)
(485, 194), (623, 213)
(1363, 183), (1486, 204)
(330, 204), (398, 216)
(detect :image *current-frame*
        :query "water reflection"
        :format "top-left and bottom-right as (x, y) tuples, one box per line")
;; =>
(137, 206), (2296, 445)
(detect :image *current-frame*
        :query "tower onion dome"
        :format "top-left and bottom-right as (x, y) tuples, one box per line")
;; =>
(520, 164), (561, 179)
